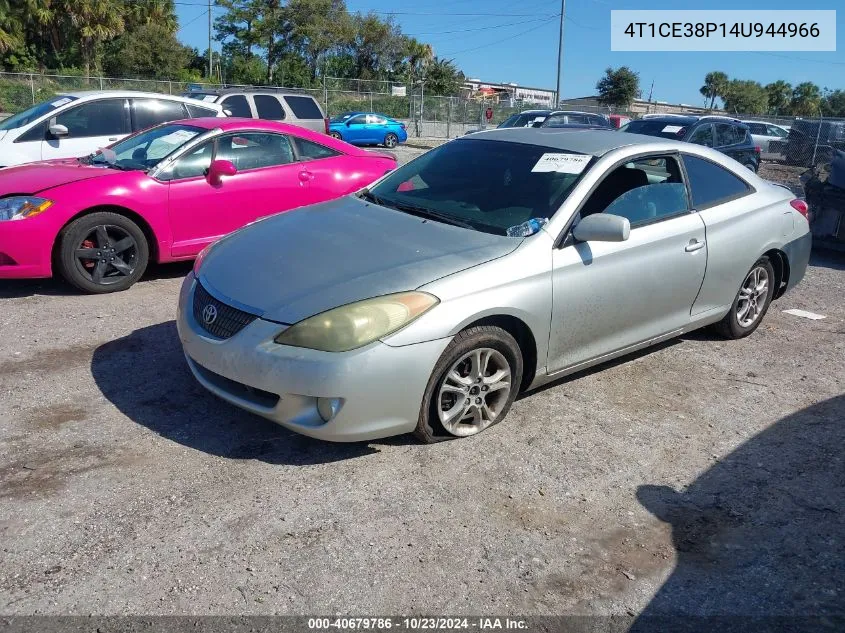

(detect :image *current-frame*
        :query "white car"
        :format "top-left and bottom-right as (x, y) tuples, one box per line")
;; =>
(742, 120), (791, 157)
(0, 91), (225, 168)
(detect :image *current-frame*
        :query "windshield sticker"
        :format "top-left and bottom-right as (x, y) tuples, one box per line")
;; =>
(531, 153), (591, 174)
(158, 129), (197, 145)
(202, 95), (217, 102)
(662, 125), (684, 133)
(50, 97), (73, 108)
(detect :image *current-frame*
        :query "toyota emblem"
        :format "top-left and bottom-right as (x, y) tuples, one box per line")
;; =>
(202, 304), (218, 325)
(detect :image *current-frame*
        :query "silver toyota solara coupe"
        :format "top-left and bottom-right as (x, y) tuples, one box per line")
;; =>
(177, 129), (811, 443)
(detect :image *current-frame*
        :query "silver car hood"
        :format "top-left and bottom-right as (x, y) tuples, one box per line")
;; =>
(199, 196), (520, 324)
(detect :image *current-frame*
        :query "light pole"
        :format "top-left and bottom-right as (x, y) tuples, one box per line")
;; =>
(555, 0), (566, 107)
(207, 0), (213, 80)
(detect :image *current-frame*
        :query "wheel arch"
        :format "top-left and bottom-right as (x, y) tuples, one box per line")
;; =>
(459, 314), (538, 392)
(53, 205), (160, 266)
(764, 248), (790, 299)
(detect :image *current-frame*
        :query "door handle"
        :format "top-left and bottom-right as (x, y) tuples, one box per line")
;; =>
(685, 239), (706, 253)
(108, 137), (118, 142)
(298, 171), (313, 183)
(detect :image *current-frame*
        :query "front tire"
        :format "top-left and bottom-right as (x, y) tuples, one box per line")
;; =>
(57, 211), (149, 294)
(414, 326), (522, 443)
(329, 131), (342, 140)
(384, 133), (398, 148)
(714, 257), (775, 339)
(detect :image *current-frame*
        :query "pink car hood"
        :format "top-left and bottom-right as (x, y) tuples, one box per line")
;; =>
(0, 159), (118, 194)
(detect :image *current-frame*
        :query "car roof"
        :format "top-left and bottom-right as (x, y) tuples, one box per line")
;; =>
(633, 115), (698, 125)
(461, 128), (662, 156)
(56, 90), (224, 110)
(185, 87), (312, 96)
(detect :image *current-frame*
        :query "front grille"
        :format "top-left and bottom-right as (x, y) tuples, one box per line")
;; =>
(192, 281), (258, 339)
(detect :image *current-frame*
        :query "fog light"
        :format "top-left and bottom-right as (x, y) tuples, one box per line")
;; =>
(317, 397), (342, 422)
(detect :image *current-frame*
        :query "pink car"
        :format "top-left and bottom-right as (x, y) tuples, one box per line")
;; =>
(0, 118), (397, 292)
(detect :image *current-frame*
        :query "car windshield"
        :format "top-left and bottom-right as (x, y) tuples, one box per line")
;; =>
(498, 113), (546, 128)
(0, 96), (78, 131)
(82, 123), (205, 171)
(620, 119), (692, 139)
(365, 138), (591, 236)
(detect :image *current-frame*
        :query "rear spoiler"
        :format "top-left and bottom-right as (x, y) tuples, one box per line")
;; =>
(367, 150), (397, 162)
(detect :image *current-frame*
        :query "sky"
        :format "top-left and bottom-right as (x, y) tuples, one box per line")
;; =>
(176, 0), (845, 105)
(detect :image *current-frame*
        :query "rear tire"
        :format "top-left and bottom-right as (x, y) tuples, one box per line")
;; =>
(414, 326), (522, 443)
(714, 257), (775, 339)
(57, 211), (149, 294)
(744, 161), (758, 173)
(384, 133), (398, 148)
(330, 131), (342, 140)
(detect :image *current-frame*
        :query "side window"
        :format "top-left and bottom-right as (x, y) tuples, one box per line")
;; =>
(682, 154), (751, 209)
(131, 99), (188, 131)
(767, 125), (787, 138)
(283, 96), (323, 119)
(347, 114), (367, 125)
(584, 156), (689, 227)
(687, 124), (714, 147)
(714, 123), (736, 147)
(160, 141), (214, 181)
(748, 123), (765, 135)
(54, 99), (129, 138)
(216, 133), (294, 170)
(220, 95), (252, 118)
(294, 137), (340, 161)
(186, 104), (220, 118)
(254, 95), (285, 120)
(568, 114), (588, 124)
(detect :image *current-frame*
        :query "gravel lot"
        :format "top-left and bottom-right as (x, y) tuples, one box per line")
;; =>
(0, 145), (843, 620)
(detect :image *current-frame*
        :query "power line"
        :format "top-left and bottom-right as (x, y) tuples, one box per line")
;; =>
(441, 19), (555, 56)
(177, 7), (208, 31)
(407, 17), (553, 37)
(751, 51), (845, 66)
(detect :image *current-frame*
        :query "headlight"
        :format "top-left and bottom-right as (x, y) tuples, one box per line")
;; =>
(274, 292), (439, 352)
(0, 197), (53, 221)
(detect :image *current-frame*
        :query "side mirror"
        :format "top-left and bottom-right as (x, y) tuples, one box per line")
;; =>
(345, 120), (352, 126)
(223, 109), (233, 117)
(49, 124), (69, 138)
(572, 213), (630, 242)
(207, 159), (237, 185)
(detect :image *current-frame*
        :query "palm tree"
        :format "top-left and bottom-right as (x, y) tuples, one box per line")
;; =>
(765, 80), (792, 115)
(61, 0), (125, 78)
(700, 71), (728, 110)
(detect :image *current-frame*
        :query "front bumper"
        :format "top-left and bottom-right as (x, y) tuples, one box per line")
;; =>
(0, 215), (54, 279)
(177, 273), (450, 442)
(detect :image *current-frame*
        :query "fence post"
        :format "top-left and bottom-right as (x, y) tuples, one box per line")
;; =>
(168, 81), (172, 95)
(29, 73), (35, 105)
(370, 92), (373, 112)
(446, 98), (451, 139)
(811, 109), (823, 168)
(99, 76), (104, 90)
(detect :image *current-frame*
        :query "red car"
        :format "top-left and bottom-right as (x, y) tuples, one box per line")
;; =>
(0, 118), (397, 292)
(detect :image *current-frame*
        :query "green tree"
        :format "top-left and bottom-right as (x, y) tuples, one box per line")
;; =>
(700, 71), (728, 109)
(596, 66), (640, 108)
(423, 57), (462, 96)
(821, 89), (845, 117)
(287, 0), (350, 82)
(790, 82), (822, 116)
(123, 0), (177, 33)
(765, 80), (792, 114)
(62, 0), (126, 77)
(721, 79), (768, 114)
(103, 23), (192, 79)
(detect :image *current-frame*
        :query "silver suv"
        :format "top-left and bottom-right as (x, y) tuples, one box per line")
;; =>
(183, 88), (328, 134)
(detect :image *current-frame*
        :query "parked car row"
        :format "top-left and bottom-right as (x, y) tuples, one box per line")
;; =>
(0, 106), (812, 444)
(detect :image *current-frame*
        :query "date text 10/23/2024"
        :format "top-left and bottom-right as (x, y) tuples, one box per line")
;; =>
(307, 618), (529, 630)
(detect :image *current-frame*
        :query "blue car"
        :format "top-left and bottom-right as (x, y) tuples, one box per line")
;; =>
(329, 112), (408, 148)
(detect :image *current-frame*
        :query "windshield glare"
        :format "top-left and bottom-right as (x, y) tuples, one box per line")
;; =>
(368, 138), (589, 236)
(620, 119), (690, 139)
(88, 123), (204, 170)
(498, 113), (545, 128)
(0, 96), (78, 131)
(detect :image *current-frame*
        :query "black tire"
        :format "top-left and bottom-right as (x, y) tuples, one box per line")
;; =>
(744, 161), (758, 173)
(384, 133), (398, 148)
(714, 257), (776, 339)
(329, 131), (342, 140)
(414, 325), (523, 443)
(57, 211), (149, 294)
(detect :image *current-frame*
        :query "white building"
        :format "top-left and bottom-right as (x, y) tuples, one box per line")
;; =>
(462, 79), (556, 106)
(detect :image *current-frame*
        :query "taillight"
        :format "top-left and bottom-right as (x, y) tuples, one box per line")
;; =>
(790, 199), (809, 219)
(755, 145), (761, 154)
(324, 118), (330, 134)
(400, 123), (406, 130)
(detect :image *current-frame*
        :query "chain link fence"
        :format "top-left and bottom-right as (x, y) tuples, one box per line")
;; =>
(1, 71), (844, 164)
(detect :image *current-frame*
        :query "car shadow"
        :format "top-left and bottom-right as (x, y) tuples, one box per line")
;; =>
(0, 261), (195, 299)
(809, 249), (845, 271)
(630, 394), (845, 632)
(90, 321), (412, 465)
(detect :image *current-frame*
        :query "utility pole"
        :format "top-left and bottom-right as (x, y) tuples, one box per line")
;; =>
(208, 0), (213, 80)
(554, 0), (565, 107)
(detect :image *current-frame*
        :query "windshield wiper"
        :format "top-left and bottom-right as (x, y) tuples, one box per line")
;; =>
(358, 189), (385, 205)
(377, 198), (476, 230)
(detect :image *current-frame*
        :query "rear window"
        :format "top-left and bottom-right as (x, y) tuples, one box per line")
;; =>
(369, 138), (590, 235)
(621, 119), (692, 139)
(682, 154), (751, 209)
(186, 103), (219, 118)
(283, 96), (323, 119)
(254, 95), (285, 120)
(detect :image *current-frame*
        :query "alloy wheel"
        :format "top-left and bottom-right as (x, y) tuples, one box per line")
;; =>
(74, 224), (139, 286)
(736, 265), (769, 327)
(437, 348), (512, 437)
